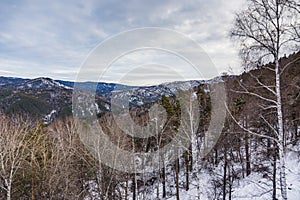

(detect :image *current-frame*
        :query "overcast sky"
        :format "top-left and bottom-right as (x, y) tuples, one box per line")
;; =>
(0, 0), (245, 85)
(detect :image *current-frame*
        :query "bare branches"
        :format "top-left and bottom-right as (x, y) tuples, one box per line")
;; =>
(0, 115), (31, 200)
(280, 56), (300, 75)
(259, 114), (278, 136)
(258, 103), (277, 110)
(231, 0), (299, 68)
(249, 72), (276, 95)
(225, 104), (279, 143)
(231, 80), (277, 105)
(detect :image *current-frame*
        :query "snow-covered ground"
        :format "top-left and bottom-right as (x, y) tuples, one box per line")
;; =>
(232, 145), (300, 200)
(82, 138), (300, 200)
(166, 142), (300, 200)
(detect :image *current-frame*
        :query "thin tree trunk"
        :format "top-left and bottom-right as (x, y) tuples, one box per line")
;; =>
(196, 135), (201, 200)
(243, 115), (251, 176)
(275, 56), (287, 200)
(6, 180), (11, 200)
(245, 132), (251, 176)
(272, 142), (277, 200)
(185, 151), (189, 191)
(175, 157), (180, 200)
(31, 177), (35, 200)
(278, 146), (287, 200)
(156, 168), (159, 199)
(6, 168), (14, 200)
(294, 121), (298, 139)
(223, 149), (227, 200)
(189, 144), (193, 171)
(125, 179), (128, 200)
(215, 148), (218, 166)
(132, 174), (136, 200)
(162, 165), (166, 198)
(229, 165), (232, 200)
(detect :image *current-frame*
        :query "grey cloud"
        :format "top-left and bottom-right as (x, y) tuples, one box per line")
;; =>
(0, 0), (245, 82)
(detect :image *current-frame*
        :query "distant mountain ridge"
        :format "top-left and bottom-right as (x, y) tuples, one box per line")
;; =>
(2, 49), (298, 123)
(0, 76), (135, 94)
(0, 76), (213, 123)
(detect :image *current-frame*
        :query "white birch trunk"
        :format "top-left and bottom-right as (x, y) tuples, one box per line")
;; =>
(4, 175), (12, 200)
(6, 180), (11, 200)
(275, 58), (287, 200)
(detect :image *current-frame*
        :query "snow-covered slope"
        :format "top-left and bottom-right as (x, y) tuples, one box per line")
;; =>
(17, 77), (72, 90)
(165, 143), (300, 200)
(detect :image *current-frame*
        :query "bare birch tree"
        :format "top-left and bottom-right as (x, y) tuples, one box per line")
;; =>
(230, 0), (299, 199)
(177, 88), (200, 197)
(0, 116), (30, 200)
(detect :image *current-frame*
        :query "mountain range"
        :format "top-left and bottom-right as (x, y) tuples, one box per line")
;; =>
(0, 75), (211, 123)
(1, 50), (299, 125)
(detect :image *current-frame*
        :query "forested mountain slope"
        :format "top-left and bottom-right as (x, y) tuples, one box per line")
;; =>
(0, 51), (299, 199)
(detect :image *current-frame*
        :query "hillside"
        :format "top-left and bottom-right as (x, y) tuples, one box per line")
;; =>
(0, 76), (207, 123)
(0, 51), (299, 199)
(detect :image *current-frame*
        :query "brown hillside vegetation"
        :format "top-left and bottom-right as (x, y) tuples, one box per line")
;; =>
(224, 51), (300, 143)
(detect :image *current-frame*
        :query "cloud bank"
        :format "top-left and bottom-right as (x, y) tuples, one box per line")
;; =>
(0, 0), (245, 84)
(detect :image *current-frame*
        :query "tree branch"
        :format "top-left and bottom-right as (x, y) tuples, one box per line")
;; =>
(225, 104), (279, 143)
